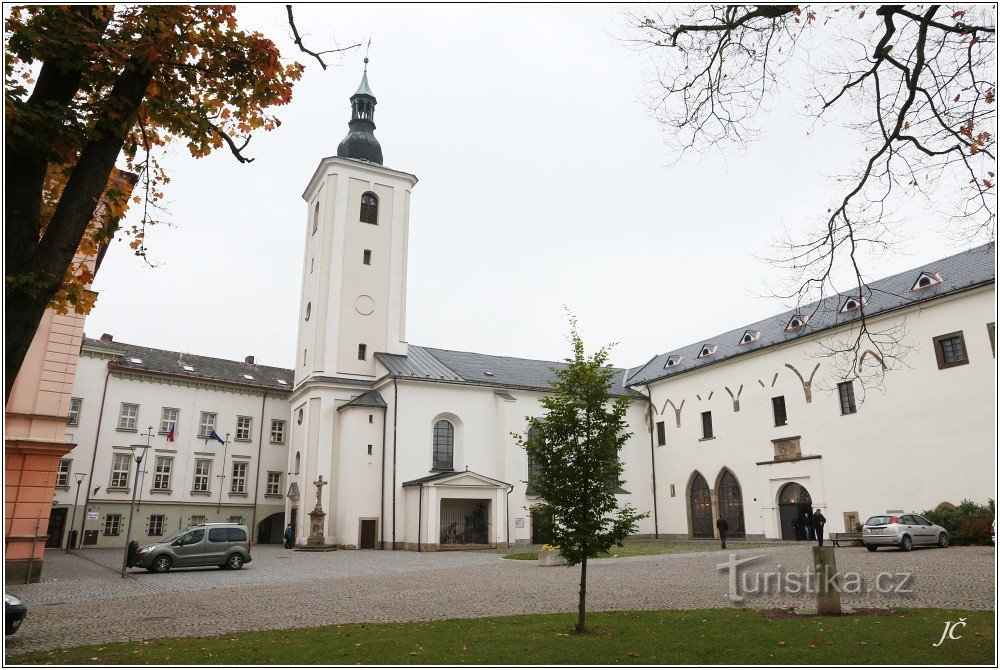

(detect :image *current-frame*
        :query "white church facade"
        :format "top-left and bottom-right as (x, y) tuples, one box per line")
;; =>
(52, 66), (996, 551)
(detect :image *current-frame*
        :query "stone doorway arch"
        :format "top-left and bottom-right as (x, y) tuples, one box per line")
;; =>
(688, 472), (713, 538)
(716, 469), (746, 539)
(777, 482), (812, 540)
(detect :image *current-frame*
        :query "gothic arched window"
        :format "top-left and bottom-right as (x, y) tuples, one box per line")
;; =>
(432, 420), (454, 470)
(360, 192), (378, 224)
(311, 201), (319, 235)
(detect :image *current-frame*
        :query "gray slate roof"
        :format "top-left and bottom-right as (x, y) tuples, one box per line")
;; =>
(376, 345), (637, 397)
(338, 390), (387, 410)
(83, 337), (294, 392)
(626, 243), (996, 387)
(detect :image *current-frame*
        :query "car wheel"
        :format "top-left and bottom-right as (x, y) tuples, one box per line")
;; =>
(226, 553), (244, 570)
(866, 544), (878, 552)
(900, 535), (913, 551)
(152, 556), (172, 573)
(938, 532), (949, 548)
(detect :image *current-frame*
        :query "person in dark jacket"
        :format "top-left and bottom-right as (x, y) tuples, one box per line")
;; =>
(803, 510), (814, 541)
(716, 516), (729, 549)
(813, 508), (827, 546)
(283, 523), (294, 549)
(792, 514), (804, 540)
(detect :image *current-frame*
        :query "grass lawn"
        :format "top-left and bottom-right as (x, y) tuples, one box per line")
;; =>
(503, 539), (787, 560)
(10, 608), (994, 665)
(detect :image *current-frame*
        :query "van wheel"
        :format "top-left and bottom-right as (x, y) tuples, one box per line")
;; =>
(938, 532), (949, 548)
(152, 556), (172, 573)
(900, 535), (913, 551)
(866, 544), (878, 552)
(226, 554), (245, 570)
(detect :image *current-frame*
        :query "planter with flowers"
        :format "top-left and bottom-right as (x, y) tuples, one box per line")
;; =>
(538, 544), (567, 567)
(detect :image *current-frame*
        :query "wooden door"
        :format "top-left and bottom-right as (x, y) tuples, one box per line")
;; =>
(359, 519), (377, 549)
(45, 507), (68, 548)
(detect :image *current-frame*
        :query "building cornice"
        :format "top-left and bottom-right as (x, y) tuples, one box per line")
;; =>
(302, 155), (417, 202)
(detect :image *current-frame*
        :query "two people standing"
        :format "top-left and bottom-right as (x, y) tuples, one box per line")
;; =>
(792, 509), (827, 545)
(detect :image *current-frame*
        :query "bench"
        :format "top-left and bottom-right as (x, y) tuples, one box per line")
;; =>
(830, 532), (863, 547)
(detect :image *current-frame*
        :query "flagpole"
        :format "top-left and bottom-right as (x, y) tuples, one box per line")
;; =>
(135, 426), (154, 512)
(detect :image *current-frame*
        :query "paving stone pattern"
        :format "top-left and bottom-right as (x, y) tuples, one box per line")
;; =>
(4, 544), (994, 655)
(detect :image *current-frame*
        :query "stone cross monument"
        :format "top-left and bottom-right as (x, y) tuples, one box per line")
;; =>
(307, 474), (328, 547)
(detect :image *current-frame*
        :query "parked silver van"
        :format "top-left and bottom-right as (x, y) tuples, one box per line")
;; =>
(134, 523), (252, 573)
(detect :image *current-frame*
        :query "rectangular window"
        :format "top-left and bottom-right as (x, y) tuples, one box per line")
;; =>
(104, 513), (122, 536)
(190, 515), (206, 526)
(160, 408), (179, 434)
(363, 249), (372, 265)
(655, 421), (666, 446)
(838, 381), (857, 415)
(235, 415), (252, 441)
(118, 403), (139, 430)
(110, 453), (131, 489)
(193, 459), (212, 493)
(358, 343), (367, 360)
(933, 331), (969, 369)
(147, 514), (165, 536)
(701, 411), (714, 439)
(69, 398), (82, 426)
(152, 457), (173, 491)
(266, 471), (281, 496)
(55, 459), (71, 488)
(231, 462), (248, 494)
(228, 515), (245, 525)
(771, 396), (787, 426)
(199, 412), (217, 437)
(367, 444), (373, 456)
(270, 419), (286, 444)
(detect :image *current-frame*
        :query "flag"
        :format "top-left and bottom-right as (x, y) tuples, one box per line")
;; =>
(166, 424), (176, 443)
(209, 430), (225, 445)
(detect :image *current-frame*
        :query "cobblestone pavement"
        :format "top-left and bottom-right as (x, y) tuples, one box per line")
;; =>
(4, 544), (994, 656)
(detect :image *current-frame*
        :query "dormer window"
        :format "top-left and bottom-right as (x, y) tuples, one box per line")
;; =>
(785, 314), (809, 331)
(128, 357), (143, 365)
(697, 344), (718, 358)
(911, 271), (942, 291)
(664, 355), (684, 369)
(181, 364), (195, 372)
(739, 330), (760, 345)
(360, 192), (378, 224)
(839, 296), (867, 313)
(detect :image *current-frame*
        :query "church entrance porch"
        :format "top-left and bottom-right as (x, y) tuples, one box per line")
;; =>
(778, 482), (812, 540)
(401, 470), (511, 551)
(439, 499), (490, 548)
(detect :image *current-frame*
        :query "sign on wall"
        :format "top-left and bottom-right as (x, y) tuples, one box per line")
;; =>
(515, 517), (525, 529)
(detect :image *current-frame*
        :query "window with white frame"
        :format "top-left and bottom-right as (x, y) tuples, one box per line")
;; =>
(55, 459), (71, 488)
(147, 514), (165, 536)
(193, 459), (212, 493)
(118, 403), (139, 430)
(228, 515), (244, 525)
(230, 462), (248, 494)
(190, 514), (206, 526)
(69, 398), (82, 426)
(104, 513), (122, 536)
(199, 412), (217, 437)
(110, 453), (131, 489)
(160, 408), (179, 434)
(270, 419), (286, 444)
(266, 471), (282, 496)
(152, 456), (173, 491)
(235, 416), (252, 441)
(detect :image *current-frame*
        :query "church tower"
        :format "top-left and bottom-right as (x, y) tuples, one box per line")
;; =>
(287, 61), (416, 547)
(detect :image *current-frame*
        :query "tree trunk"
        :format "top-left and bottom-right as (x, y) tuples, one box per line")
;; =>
(576, 555), (588, 633)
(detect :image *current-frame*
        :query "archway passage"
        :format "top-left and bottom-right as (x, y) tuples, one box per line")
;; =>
(717, 470), (746, 538)
(777, 482), (812, 540)
(256, 512), (285, 544)
(689, 473), (713, 538)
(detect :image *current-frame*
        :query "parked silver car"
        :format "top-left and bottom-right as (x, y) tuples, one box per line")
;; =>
(863, 514), (948, 551)
(134, 523), (252, 572)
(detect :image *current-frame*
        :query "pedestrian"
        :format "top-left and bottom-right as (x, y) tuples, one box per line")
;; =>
(813, 508), (827, 547)
(792, 514), (803, 541)
(283, 522), (294, 549)
(716, 516), (729, 549)
(804, 510), (814, 541)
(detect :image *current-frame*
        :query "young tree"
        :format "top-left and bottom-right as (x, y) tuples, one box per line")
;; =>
(4, 5), (354, 400)
(516, 322), (647, 633)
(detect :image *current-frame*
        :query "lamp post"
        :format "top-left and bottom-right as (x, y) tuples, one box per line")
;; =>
(121, 434), (152, 577)
(66, 472), (87, 553)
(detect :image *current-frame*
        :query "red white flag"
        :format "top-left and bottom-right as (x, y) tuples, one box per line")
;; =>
(167, 424), (176, 443)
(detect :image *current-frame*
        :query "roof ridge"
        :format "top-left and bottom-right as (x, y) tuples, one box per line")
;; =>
(83, 337), (293, 374)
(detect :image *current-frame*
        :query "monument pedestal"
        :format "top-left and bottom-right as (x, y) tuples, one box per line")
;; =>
(294, 475), (338, 551)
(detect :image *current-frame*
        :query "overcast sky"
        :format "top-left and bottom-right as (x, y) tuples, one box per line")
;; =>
(83, 4), (970, 372)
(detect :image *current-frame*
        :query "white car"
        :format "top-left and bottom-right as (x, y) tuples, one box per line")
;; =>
(862, 514), (948, 551)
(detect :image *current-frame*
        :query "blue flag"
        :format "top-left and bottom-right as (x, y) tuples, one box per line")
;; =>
(208, 430), (226, 445)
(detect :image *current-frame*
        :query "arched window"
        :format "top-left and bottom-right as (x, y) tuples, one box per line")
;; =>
(360, 192), (378, 224)
(311, 201), (319, 235)
(294, 451), (301, 474)
(432, 420), (454, 470)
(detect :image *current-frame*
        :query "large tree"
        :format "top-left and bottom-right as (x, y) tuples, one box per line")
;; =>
(516, 322), (646, 634)
(623, 4), (995, 368)
(4, 5), (353, 400)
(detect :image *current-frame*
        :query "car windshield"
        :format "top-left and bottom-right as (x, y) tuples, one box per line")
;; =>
(865, 516), (895, 526)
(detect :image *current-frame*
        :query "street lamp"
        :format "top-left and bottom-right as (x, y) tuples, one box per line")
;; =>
(65, 472), (87, 553)
(121, 438), (152, 577)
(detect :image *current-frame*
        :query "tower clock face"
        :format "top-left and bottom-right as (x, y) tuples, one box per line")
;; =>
(354, 295), (375, 316)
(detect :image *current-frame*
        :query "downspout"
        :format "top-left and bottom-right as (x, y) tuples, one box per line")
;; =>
(379, 404), (387, 549)
(505, 483), (514, 548)
(249, 391), (267, 541)
(391, 377), (399, 549)
(81, 366), (113, 538)
(645, 384), (659, 539)
(417, 484), (423, 552)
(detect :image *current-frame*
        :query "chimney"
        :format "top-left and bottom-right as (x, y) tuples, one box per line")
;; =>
(245, 355), (255, 365)
(100, 333), (114, 342)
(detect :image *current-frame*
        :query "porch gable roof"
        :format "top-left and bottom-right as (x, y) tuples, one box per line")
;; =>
(402, 469), (511, 489)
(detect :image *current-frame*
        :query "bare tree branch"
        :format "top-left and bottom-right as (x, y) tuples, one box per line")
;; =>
(286, 4), (361, 70)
